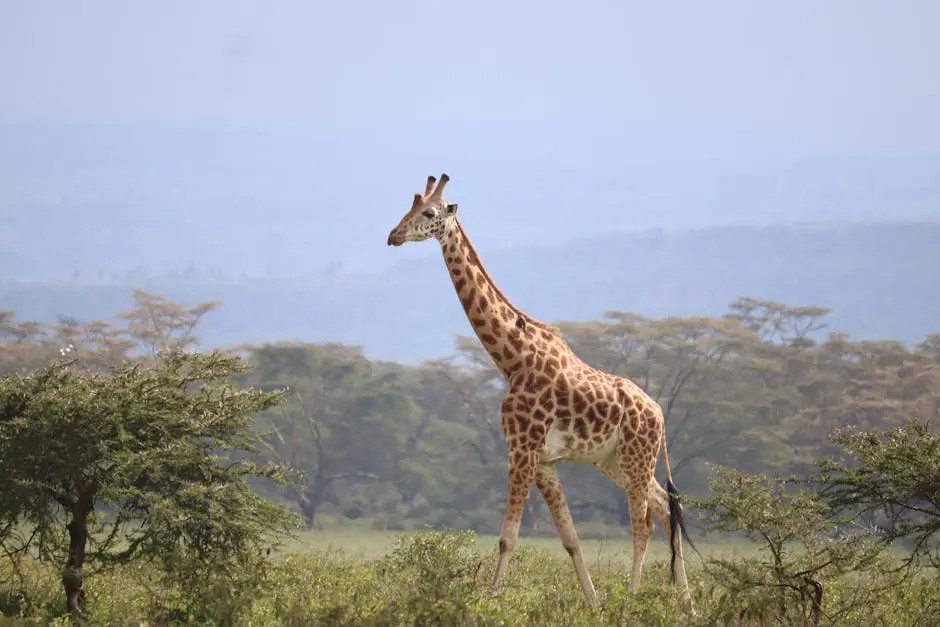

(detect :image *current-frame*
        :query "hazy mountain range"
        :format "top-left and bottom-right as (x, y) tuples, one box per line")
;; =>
(3, 221), (938, 364)
(2, 123), (939, 280)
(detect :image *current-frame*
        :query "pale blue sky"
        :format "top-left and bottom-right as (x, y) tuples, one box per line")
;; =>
(5, 1), (938, 153)
(1, 1), (939, 276)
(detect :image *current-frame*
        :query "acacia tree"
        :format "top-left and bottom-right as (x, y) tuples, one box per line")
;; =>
(813, 418), (940, 570)
(725, 297), (830, 348)
(1, 289), (219, 377)
(690, 466), (890, 626)
(0, 350), (298, 618)
(0, 310), (54, 375)
(245, 342), (410, 527)
(114, 288), (219, 356)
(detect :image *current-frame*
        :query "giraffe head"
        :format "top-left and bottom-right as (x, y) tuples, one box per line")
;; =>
(387, 173), (459, 246)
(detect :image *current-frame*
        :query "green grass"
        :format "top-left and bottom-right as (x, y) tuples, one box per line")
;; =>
(1, 528), (938, 626)
(282, 527), (762, 565)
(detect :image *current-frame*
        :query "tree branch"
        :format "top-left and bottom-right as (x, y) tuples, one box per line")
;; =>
(321, 472), (385, 488)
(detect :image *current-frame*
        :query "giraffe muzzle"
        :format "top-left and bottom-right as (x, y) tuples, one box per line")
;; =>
(387, 231), (405, 246)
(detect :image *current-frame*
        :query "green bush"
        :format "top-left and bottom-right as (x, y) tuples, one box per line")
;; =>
(2, 529), (939, 625)
(0, 352), (299, 621)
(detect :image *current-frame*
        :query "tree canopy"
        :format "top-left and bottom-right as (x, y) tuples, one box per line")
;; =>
(0, 298), (299, 617)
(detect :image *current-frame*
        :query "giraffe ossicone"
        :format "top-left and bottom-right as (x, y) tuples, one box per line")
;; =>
(387, 173), (695, 610)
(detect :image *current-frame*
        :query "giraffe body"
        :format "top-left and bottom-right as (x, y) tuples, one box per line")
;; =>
(387, 174), (693, 609)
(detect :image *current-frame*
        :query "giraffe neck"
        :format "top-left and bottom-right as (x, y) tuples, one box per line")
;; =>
(439, 220), (561, 379)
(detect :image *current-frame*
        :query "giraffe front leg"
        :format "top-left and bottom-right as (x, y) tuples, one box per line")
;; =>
(491, 451), (537, 597)
(535, 462), (598, 607)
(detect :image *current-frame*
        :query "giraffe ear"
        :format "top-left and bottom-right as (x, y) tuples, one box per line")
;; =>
(445, 203), (459, 215)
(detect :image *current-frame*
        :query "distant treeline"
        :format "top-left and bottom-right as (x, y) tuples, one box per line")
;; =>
(3, 289), (937, 536)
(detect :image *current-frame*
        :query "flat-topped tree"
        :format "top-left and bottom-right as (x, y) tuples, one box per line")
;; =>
(386, 173), (695, 608)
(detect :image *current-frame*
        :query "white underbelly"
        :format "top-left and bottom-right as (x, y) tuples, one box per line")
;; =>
(541, 422), (618, 465)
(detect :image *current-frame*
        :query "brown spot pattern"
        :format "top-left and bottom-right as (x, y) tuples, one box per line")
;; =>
(426, 218), (682, 601)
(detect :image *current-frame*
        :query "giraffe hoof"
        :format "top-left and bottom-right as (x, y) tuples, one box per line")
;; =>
(679, 595), (698, 617)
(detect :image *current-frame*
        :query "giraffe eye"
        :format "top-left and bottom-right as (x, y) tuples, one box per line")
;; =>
(422, 210), (436, 219)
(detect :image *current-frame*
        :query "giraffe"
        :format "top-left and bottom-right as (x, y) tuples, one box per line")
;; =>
(386, 173), (695, 608)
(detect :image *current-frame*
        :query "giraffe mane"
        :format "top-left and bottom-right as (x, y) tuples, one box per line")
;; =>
(455, 221), (562, 338)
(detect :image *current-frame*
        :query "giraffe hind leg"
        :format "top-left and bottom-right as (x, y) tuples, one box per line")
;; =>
(626, 491), (654, 591)
(595, 453), (653, 591)
(535, 462), (598, 607)
(609, 431), (662, 592)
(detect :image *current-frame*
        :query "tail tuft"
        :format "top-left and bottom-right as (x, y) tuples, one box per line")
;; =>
(666, 479), (697, 583)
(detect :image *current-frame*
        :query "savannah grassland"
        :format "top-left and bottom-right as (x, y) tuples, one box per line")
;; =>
(2, 526), (938, 627)
(3, 295), (940, 626)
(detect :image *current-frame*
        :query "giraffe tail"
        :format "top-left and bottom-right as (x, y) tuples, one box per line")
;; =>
(662, 440), (698, 583)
